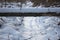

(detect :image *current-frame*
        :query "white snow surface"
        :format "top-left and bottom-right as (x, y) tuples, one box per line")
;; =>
(0, 16), (60, 40)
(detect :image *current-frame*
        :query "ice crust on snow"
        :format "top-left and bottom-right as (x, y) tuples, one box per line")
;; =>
(0, 16), (60, 40)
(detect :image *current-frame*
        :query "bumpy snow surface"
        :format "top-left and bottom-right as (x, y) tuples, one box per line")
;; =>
(0, 16), (60, 40)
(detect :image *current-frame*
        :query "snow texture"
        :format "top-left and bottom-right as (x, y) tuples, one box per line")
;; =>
(0, 16), (60, 40)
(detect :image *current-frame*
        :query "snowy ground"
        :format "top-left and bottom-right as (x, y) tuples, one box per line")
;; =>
(0, 2), (60, 13)
(0, 2), (33, 8)
(0, 16), (60, 40)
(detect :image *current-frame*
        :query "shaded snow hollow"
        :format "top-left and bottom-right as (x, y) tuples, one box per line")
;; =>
(0, 17), (60, 40)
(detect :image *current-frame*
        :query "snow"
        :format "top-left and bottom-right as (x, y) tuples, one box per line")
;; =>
(23, 17), (60, 40)
(0, 1), (60, 40)
(0, 2), (60, 13)
(0, 17), (60, 40)
(0, 7), (60, 13)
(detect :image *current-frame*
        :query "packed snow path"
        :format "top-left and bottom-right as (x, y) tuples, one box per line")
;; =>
(0, 16), (60, 40)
